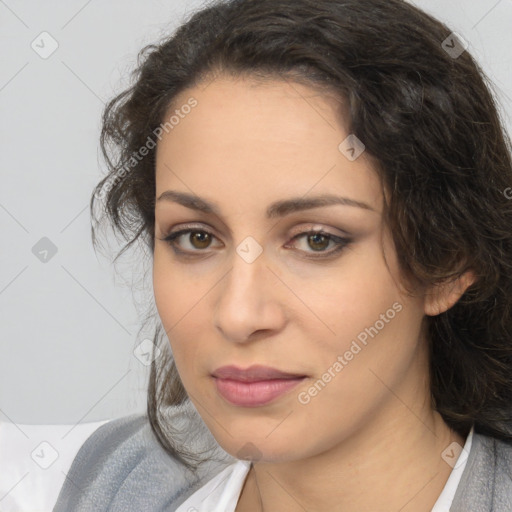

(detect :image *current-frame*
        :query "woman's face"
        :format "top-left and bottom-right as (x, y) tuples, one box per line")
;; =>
(153, 74), (429, 463)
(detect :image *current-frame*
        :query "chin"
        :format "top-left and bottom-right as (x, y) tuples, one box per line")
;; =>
(213, 434), (304, 464)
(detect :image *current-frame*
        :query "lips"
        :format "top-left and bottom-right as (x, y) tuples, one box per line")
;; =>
(211, 364), (307, 382)
(211, 365), (308, 407)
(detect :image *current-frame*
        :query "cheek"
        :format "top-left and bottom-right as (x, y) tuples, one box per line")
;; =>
(317, 245), (402, 340)
(152, 253), (200, 376)
(308, 239), (422, 387)
(153, 248), (208, 327)
(291, 300), (423, 449)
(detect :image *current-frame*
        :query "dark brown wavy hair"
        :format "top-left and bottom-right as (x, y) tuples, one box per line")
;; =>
(91, 0), (512, 472)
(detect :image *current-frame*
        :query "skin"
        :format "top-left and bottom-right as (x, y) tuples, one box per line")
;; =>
(152, 74), (474, 512)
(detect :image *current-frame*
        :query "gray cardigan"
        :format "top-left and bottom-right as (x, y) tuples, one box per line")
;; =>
(53, 414), (512, 511)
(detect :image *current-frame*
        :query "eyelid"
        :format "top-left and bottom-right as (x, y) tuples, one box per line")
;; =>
(287, 223), (350, 239)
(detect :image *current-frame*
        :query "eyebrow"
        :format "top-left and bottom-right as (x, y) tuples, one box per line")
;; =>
(156, 190), (374, 218)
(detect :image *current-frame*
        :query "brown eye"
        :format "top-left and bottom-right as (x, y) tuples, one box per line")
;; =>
(287, 230), (350, 259)
(162, 228), (218, 254)
(307, 232), (330, 251)
(188, 231), (212, 249)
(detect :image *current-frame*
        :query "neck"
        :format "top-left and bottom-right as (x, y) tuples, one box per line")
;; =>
(236, 391), (465, 512)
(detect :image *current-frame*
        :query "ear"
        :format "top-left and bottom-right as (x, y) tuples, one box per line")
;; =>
(424, 270), (476, 316)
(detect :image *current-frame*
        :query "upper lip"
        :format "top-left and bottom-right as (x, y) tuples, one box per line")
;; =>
(212, 365), (306, 382)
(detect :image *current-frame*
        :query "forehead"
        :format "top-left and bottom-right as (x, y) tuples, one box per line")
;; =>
(154, 75), (382, 213)
(162, 74), (347, 150)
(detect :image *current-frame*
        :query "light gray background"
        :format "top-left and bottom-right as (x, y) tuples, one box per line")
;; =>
(1, 0), (511, 426)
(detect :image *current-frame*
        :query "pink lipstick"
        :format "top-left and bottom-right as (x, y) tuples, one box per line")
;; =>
(211, 365), (307, 407)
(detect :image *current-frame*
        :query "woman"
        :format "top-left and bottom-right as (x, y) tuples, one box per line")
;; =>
(54, 0), (512, 510)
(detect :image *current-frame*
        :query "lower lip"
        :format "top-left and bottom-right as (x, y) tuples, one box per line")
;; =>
(213, 377), (306, 407)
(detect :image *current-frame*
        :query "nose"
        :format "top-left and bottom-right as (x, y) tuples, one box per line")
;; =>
(213, 248), (287, 343)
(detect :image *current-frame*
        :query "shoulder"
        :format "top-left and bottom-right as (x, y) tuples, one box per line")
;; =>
(451, 430), (512, 511)
(53, 413), (227, 512)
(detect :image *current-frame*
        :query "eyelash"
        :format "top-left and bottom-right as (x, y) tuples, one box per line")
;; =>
(158, 225), (351, 260)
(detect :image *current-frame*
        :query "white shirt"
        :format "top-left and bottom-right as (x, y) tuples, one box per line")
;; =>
(177, 427), (474, 512)
(0, 419), (111, 512)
